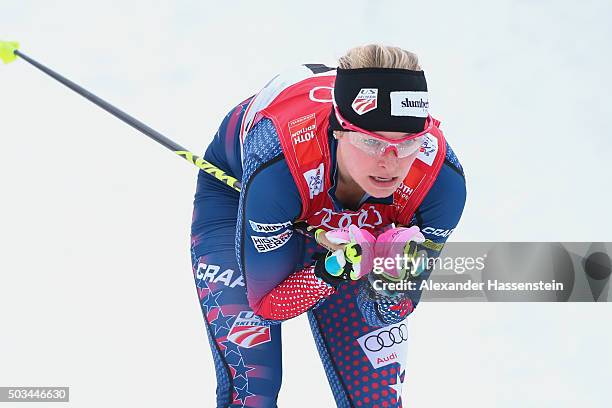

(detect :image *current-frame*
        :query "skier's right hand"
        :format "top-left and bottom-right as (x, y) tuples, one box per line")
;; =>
(313, 225), (376, 285)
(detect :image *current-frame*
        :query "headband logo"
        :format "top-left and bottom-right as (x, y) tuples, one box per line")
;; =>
(390, 91), (429, 118)
(351, 88), (378, 115)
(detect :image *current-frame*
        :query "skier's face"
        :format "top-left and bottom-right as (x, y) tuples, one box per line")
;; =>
(336, 131), (419, 198)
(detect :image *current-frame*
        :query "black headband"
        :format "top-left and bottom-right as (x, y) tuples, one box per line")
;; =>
(330, 67), (429, 133)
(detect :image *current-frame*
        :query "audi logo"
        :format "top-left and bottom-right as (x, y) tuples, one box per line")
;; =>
(364, 324), (408, 352)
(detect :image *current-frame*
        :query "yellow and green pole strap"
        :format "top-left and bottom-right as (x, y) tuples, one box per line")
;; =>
(0, 40), (241, 192)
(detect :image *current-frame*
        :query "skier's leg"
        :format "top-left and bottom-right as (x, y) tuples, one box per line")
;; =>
(191, 174), (282, 408)
(309, 281), (409, 408)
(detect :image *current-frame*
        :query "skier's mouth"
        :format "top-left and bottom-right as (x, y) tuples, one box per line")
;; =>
(369, 176), (398, 187)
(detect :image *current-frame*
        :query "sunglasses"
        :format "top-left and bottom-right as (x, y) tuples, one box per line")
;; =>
(332, 103), (432, 158)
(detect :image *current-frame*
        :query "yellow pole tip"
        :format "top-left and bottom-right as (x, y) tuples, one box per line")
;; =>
(0, 41), (20, 64)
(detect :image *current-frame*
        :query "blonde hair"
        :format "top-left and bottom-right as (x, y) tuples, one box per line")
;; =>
(337, 44), (421, 70)
(333, 45), (422, 138)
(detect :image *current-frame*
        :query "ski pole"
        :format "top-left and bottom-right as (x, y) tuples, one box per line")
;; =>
(0, 40), (241, 192)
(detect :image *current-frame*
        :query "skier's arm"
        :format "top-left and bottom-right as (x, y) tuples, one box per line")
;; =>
(237, 125), (334, 321)
(358, 148), (467, 325)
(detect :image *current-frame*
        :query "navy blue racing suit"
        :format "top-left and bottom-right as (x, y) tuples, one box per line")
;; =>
(191, 72), (466, 408)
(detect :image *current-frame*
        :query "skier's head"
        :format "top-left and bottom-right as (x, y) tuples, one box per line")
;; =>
(332, 44), (431, 198)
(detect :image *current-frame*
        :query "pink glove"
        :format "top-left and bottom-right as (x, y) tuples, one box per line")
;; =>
(373, 226), (426, 279)
(315, 225), (376, 280)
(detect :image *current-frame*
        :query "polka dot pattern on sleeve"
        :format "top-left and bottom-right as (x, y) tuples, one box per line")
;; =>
(255, 266), (336, 320)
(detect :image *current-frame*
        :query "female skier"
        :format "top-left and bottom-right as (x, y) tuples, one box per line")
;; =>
(191, 44), (466, 408)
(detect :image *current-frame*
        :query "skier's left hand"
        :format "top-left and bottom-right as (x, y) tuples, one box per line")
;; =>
(371, 226), (427, 286)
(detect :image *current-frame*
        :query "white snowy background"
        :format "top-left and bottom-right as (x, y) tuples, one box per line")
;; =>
(1, 0), (611, 407)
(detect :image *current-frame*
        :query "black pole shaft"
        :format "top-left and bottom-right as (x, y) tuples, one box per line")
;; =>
(14, 50), (189, 153)
(13, 49), (242, 191)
